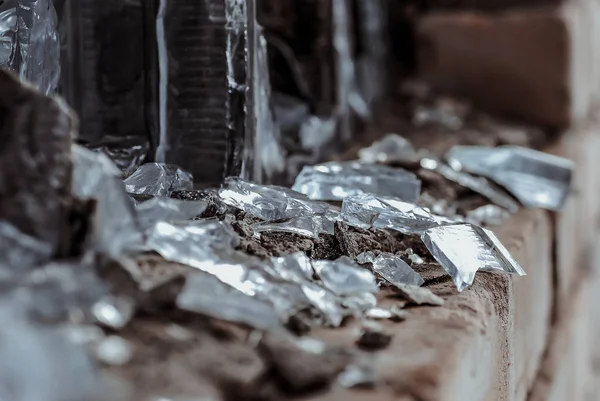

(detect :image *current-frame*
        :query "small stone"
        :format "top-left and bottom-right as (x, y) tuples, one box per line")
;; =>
(394, 284), (444, 306)
(259, 335), (352, 392)
(364, 308), (393, 320)
(389, 305), (409, 322)
(337, 361), (377, 389)
(96, 336), (133, 366)
(364, 306), (408, 322)
(92, 295), (135, 330)
(164, 324), (195, 342)
(356, 321), (392, 350)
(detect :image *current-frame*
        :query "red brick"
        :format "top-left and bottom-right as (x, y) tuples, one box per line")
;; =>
(416, 3), (600, 128)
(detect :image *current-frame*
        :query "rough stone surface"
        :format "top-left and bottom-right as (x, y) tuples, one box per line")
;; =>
(105, 208), (553, 401)
(306, 209), (552, 401)
(416, 3), (600, 128)
(495, 210), (553, 401)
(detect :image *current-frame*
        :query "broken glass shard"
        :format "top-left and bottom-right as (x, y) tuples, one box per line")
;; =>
(253, 214), (335, 239)
(313, 256), (379, 296)
(0, 1), (16, 69)
(299, 281), (347, 327)
(91, 295), (135, 330)
(270, 254), (348, 327)
(177, 273), (283, 332)
(421, 156), (520, 213)
(270, 253), (314, 282)
(358, 133), (420, 164)
(393, 284), (444, 306)
(405, 248), (425, 266)
(0, 306), (99, 401)
(148, 221), (309, 321)
(466, 204), (511, 226)
(292, 161), (421, 202)
(15, 0), (61, 94)
(95, 336), (133, 366)
(146, 220), (240, 267)
(341, 291), (377, 312)
(87, 135), (150, 178)
(369, 254), (424, 287)
(243, 268), (311, 320)
(250, 29), (286, 183)
(341, 193), (446, 233)
(136, 198), (208, 232)
(124, 163), (193, 198)
(219, 177), (329, 221)
(446, 145), (574, 210)
(72, 145), (144, 258)
(355, 250), (377, 265)
(421, 223), (525, 291)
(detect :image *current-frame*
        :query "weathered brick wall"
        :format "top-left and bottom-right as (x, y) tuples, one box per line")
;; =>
(414, 1), (600, 129)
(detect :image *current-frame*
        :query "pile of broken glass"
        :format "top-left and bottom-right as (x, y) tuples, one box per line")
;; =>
(98, 130), (571, 327)
(0, 2), (575, 391)
(0, 74), (574, 397)
(8, 129), (573, 330)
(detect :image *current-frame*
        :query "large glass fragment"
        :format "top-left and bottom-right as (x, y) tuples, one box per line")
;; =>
(421, 223), (525, 291)
(253, 214), (335, 239)
(245, 25), (286, 183)
(358, 133), (420, 164)
(72, 145), (145, 258)
(15, 0), (60, 94)
(136, 198), (208, 232)
(313, 256), (379, 296)
(124, 163), (193, 198)
(148, 220), (313, 321)
(270, 252), (314, 282)
(340, 193), (447, 233)
(446, 145), (574, 210)
(0, 305), (99, 401)
(177, 273), (284, 332)
(292, 161), (421, 202)
(219, 177), (329, 221)
(270, 253), (347, 327)
(356, 252), (424, 287)
(420, 156), (520, 213)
